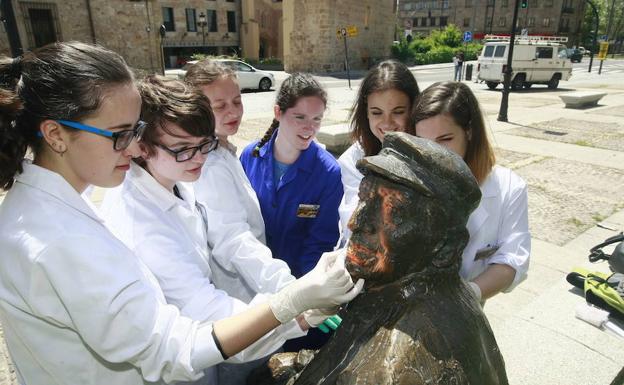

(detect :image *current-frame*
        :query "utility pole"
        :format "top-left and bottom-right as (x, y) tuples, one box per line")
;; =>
(497, 0), (521, 122)
(586, 0), (599, 72)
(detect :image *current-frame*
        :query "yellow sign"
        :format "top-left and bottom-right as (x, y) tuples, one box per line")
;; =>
(337, 26), (358, 38)
(597, 42), (609, 60)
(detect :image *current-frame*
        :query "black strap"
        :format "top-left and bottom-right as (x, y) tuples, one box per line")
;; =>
(211, 328), (229, 360)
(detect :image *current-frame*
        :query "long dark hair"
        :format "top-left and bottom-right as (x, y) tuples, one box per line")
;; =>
(252, 73), (327, 157)
(412, 81), (495, 184)
(137, 75), (215, 163)
(349, 60), (420, 156)
(0, 41), (134, 190)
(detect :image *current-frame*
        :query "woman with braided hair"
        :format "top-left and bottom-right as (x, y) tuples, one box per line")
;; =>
(240, 73), (343, 351)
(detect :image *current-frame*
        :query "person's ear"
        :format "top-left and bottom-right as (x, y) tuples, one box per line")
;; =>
(274, 105), (282, 121)
(39, 119), (68, 155)
(137, 142), (151, 159)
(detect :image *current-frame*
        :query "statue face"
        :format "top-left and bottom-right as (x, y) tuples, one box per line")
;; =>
(346, 175), (430, 283)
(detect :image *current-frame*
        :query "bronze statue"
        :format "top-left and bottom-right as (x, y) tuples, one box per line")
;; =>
(250, 132), (508, 385)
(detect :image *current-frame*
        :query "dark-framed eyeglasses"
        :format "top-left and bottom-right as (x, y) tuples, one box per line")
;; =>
(157, 136), (218, 162)
(56, 119), (147, 151)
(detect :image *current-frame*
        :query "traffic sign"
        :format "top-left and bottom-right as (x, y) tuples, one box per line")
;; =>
(337, 27), (347, 38)
(463, 31), (472, 42)
(346, 25), (358, 37)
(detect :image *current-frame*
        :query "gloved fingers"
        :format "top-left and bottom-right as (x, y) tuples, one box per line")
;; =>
(332, 278), (365, 304)
(317, 249), (343, 272)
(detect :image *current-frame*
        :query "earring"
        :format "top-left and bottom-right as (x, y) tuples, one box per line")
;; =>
(51, 143), (67, 157)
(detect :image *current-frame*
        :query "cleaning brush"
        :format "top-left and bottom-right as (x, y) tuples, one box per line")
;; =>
(575, 303), (624, 338)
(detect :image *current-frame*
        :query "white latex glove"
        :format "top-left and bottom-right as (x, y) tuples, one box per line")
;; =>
(303, 307), (338, 328)
(269, 249), (365, 323)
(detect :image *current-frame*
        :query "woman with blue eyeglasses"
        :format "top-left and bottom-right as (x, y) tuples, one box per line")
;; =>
(0, 43), (361, 385)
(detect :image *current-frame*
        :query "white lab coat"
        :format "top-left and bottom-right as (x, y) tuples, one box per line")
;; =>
(460, 165), (531, 292)
(337, 143), (365, 244)
(0, 162), (224, 385)
(194, 144), (294, 303)
(100, 163), (304, 379)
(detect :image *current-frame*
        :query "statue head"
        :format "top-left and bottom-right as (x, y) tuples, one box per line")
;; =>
(346, 132), (481, 285)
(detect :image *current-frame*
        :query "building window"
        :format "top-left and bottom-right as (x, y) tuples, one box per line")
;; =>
(227, 11), (236, 32)
(404, 3), (412, 10)
(528, 17), (535, 26)
(498, 16), (506, 26)
(530, 0), (538, 7)
(501, 0), (508, 7)
(463, 17), (470, 27)
(487, 0), (495, 6)
(442, 0), (449, 8)
(430, 17), (436, 26)
(186, 8), (197, 32)
(486, 18), (492, 27)
(421, 17), (428, 26)
(207, 9), (217, 32)
(465, 0), (472, 7)
(542, 17), (551, 27)
(162, 7), (175, 31)
(543, 0), (553, 6)
(440, 16), (448, 26)
(20, 2), (62, 49)
(413, 18), (419, 27)
(560, 17), (570, 31)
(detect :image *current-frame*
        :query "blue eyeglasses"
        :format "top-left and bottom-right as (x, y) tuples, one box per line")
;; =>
(55, 119), (147, 151)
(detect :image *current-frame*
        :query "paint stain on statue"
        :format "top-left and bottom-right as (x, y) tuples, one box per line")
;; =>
(249, 133), (509, 385)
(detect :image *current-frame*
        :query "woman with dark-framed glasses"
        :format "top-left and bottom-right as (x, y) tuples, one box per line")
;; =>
(100, 75), (361, 384)
(0, 44), (361, 385)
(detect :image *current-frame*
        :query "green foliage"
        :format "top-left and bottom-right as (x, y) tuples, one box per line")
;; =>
(392, 25), (483, 65)
(390, 38), (415, 63)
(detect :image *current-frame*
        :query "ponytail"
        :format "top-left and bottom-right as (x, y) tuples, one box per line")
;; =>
(0, 57), (27, 190)
(252, 119), (279, 157)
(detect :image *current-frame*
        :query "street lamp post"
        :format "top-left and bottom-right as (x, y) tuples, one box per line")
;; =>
(497, 0), (521, 122)
(585, 0), (599, 73)
(198, 12), (207, 52)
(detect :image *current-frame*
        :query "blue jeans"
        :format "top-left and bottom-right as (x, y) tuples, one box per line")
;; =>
(454, 63), (463, 81)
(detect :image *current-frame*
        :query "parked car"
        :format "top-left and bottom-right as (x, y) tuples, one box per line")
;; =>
(165, 59), (275, 91)
(566, 48), (583, 63)
(578, 46), (591, 56)
(477, 35), (572, 91)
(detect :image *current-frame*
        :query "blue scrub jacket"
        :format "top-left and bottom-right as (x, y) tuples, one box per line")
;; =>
(240, 131), (343, 279)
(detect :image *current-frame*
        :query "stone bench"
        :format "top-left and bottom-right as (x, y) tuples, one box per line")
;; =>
(316, 123), (352, 153)
(559, 91), (606, 109)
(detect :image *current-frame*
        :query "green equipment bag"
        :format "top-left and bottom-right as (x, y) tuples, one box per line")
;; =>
(567, 267), (624, 321)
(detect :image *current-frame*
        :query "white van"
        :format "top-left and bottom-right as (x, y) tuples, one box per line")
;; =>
(477, 35), (572, 90)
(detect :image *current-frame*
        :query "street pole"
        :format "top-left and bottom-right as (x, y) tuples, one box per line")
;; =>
(497, 0), (521, 122)
(586, 0), (599, 73)
(344, 34), (351, 89)
(159, 24), (166, 76)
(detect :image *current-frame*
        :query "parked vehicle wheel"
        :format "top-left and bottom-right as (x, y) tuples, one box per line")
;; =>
(523, 82), (532, 89)
(259, 77), (272, 91)
(511, 75), (525, 91)
(486, 81), (499, 90)
(547, 75), (560, 89)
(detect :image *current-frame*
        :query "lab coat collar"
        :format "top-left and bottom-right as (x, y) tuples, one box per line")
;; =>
(15, 161), (105, 223)
(126, 162), (197, 212)
(220, 141), (237, 156)
(466, 167), (500, 231)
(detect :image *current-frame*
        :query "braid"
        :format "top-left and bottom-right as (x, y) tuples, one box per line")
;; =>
(253, 119), (279, 157)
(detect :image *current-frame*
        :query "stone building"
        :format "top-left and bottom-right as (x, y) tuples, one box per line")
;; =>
(240, 0), (283, 62)
(240, 0), (397, 72)
(398, 0), (585, 46)
(283, 0), (396, 72)
(0, 0), (242, 72)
